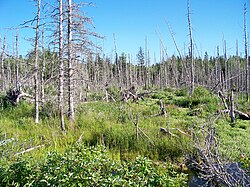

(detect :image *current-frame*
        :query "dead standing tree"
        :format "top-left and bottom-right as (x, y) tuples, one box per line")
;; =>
(244, 3), (249, 101)
(130, 113), (155, 146)
(34, 0), (41, 124)
(58, 0), (65, 131)
(18, 0), (41, 123)
(218, 90), (250, 120)
(187, 0), (195, 96)
(1, 36), (6, 90)
(67, 0), (74, 122)
(57, 0), (101, 130)
(15, 32), (19, 89)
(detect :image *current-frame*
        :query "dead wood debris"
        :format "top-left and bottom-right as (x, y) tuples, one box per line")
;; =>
(218, 90), (250, 120)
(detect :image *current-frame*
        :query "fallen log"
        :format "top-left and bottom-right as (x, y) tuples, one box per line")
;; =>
(0, 138), (15, 146)
(160, 127), (190, 138)
(218, 109), (250, 120)
(15, 144), (45, 156)
(234, 110), (250, 120)
(4, 88), (34, 106)
(218, 90), (228, 110)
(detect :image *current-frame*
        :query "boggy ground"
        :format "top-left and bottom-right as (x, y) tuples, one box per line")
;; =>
(0, 87), (249, 186)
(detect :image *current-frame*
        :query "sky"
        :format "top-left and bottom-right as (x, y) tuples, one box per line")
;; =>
(0, 0), (249, 61)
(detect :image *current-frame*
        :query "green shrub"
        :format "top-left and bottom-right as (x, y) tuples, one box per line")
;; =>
(174, 88), (188, 97)
(0, 144), (188, 186)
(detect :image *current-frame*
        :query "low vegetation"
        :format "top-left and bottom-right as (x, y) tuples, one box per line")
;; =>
(0, 87), (249, 186)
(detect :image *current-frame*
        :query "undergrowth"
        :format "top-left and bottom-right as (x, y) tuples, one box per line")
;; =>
(0, 144), (187, 186)
(0, 87), (249, 186)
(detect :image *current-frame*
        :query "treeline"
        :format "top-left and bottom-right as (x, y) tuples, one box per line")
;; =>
(1, 49), (249, 100)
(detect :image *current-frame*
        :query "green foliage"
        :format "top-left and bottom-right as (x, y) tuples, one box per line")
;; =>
(0, 95), (12, 110)
(239, 156), (250, 173)
(40, 101), (58, 119)
(0, 144), (187, 186)
(174, 86), (217, 113)
(106, 86), (121, 100)
(0, 87), (249, 186)
(174, 88), (188, 97)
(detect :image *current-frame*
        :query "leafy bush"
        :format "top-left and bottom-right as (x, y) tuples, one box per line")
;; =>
(239, 156), (250, 174)
(174, 88), (188, 97)
(0, 144), (187, 186)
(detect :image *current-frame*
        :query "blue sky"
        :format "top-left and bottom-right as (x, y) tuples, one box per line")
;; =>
(0, 0), (248, 60)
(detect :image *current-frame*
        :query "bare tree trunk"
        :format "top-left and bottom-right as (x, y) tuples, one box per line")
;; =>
(129, 54), (133, 87)
(244, 3), (249, 101)
(15, 32), (19, 89)
(144, 37), (147, 89)
(188, 0), (194, 96)
(102, 55), (107, 86)
(119, 58), (123, 87)
(68, 0), (75, 122)
(34, 0), (41, 124)
(215, 46), (219, 85)
(236, 40), (240, 105)
(59, 0), (65, 131)
(223, 40), (228, 91)
(217, 46), (223, 92)
(230, 89), (235, 123)
(41, 28), (45, 108)
(147, 50), (151, 89)
(125, 55), (129, 88)
(94, 54), (99, 85)
(1, 36), (6, 90)
(113, 33), (120, 87)
(166, 21), (188, 87)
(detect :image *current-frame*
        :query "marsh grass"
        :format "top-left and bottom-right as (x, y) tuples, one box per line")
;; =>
(0, 87), (249, 184)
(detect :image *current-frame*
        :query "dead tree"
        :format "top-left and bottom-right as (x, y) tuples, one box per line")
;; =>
(4, 88), (33, 106)
(244, 3), (249, 101)
(41, 28), (45, 108)
(159, 99), (166, 117)
(131, 114), (139, 141)
(67, 0), (75, 122)
(187, 0), (195, 96)
(223, 40), (228, 91)
(166, 20), (188, 82)
(159, 127), (189, 138)
(121, 86), (137, 102)
(34, 0), (41, 124)
(151, 99), (166, 117)
(236, 40), (240, 105)
(187, 125), (250, 187)
(230, 89), (235, 122)
(15, 32), (19, 89)
(218, 90), (250, 120)
(1, 36), (6, 90)
(130, 113), (155, 146)
(58, 0), (65, 131)
(234, 110), (250, 120)
(218, 90), (228, 110)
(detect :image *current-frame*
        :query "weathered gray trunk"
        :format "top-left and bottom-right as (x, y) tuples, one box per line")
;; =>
(230, 89), (235, 123)
(15, 32), (19, 89)
(34, 0), (40, 124)
(41, 28), (45, 107)
(68, 0), (75, 121)
(244, 3), (249, 101)
(1, 36), (6, 90)
(236, 40), (240, 105)
(59, 0), (65, 131)
(188, 0), (194, 96)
